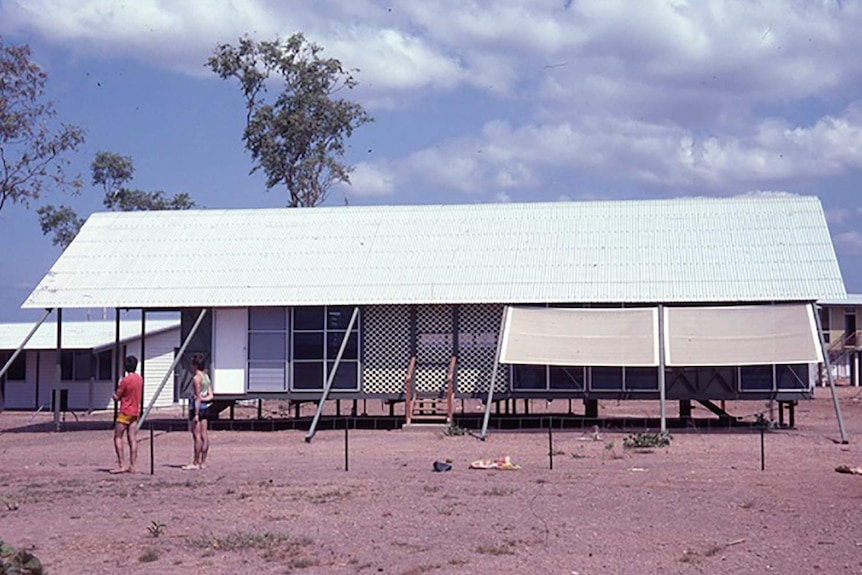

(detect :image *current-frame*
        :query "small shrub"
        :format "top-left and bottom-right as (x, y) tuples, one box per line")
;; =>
(622, 431), (672, 449)
(0, 539), (44, 574)
(442, 422), (468, 436)
(147, 521), (167, 537)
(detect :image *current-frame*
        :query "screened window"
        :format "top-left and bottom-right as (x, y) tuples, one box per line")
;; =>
(291, 306), (359, 391)
(590, 367), (623, 391)
(248, 307), (287, 391)
(740, 365), (773, 391)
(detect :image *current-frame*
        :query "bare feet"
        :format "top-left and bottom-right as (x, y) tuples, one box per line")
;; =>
(109, 468), (129, 474)
(181, 463), (199, 470)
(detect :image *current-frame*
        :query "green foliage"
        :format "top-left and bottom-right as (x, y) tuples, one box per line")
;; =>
(38, 151), (197, 248)
(208, 33), (373, 207)
(0, 538), (43, 575)
(147, 520), (167, 537)
(35, 205), (85, 248)
(0, 37), (85, 213)
(622, 430), (672, 449)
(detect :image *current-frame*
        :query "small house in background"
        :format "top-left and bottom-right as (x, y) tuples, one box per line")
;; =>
(14, 195), (848, 433)
(818, 295), (862, 386)
(0, 319), (180, 412)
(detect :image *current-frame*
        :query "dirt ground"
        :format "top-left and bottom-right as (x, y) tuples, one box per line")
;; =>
(2, 388), (862, 575)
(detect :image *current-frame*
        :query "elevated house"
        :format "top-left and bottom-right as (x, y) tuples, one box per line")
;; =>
(9, 195), (847, 434)
(0, 319), (180, 412)
(817, 295), (862, 386)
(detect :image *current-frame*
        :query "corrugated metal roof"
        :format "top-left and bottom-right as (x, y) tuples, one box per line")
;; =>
(0, 320), (180, 350)
(23, 196), (846, 309)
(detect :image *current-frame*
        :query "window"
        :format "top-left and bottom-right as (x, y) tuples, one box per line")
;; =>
(512, 365), (547, 390)
(248, 307), (287, 391)
(820, 308), (831, 344)
(625, 367), (659, 391)
(0, 352), (26, 381)
(776, 364), (808, 390)
(590, 367), (623, 390)
(61, 350), (93, 381)
(549, 366), (585, 390)
(740, 365), (773, 391)
(96, 350), (113, 381)
(292, 306), (359, 391)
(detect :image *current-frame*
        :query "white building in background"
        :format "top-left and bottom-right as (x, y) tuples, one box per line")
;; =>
(0, 320), (180, 412)
(818, 295), (862, 386)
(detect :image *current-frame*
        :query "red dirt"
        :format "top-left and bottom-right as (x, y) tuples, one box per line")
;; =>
(2, 388), (862, 574)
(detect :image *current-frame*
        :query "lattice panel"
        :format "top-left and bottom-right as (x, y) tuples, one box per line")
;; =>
(458, 304), (508, 393)
(362, 305), (411, 394)
(415, 305), (453, 392)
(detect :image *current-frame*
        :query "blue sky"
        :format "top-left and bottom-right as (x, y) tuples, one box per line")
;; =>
(1, 0), (862, 322)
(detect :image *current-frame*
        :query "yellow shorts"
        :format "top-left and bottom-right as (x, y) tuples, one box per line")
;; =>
(116, 413), (138, 426)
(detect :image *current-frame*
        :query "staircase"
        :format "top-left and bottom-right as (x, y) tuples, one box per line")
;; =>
(404, 356), (456, 426)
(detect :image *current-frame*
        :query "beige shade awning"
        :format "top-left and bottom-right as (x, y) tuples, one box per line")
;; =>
(664, 304), (823, 366)
(499, 306), (659, 367)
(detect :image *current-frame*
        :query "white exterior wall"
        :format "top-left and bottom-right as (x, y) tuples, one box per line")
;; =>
(2, 350), (40, 409)
(1, 327), (180, 412)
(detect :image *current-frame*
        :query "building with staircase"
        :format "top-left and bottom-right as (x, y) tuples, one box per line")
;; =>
(11, 195), (846, 429)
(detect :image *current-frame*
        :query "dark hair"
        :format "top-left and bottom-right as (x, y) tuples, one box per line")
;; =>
(191, 355), (206, 371)
(124, 355), (138, 373)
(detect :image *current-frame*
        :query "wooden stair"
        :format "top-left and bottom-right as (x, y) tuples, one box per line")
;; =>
(404, 356), (456, 427)
(409, 395), (450, 424)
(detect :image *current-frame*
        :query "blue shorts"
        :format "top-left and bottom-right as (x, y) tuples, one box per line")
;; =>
(188, 401), (211, 420)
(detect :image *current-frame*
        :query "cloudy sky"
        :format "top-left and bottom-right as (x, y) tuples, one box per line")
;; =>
(1, 0), (861, 322)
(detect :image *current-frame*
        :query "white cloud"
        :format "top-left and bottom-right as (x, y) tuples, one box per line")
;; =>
(833, 231), (862, 255)
(341, 162), (396, 198)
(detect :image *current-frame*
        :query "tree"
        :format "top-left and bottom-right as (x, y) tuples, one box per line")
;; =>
(208, 34), (372, 207)
(38, 151), (196, 248)
(0, 37), (85, 212)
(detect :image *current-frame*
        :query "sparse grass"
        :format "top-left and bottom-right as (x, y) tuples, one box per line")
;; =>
(139, 547), (160, 563)
(436, 504), (457, 516)
(475, 542), (516, 556)
(308, 489), (352, 504)
(400, 565), (440, 575)
(481, 487), (513, 497)
(191, 530), (294, 552)
(423, 485), (442, 493)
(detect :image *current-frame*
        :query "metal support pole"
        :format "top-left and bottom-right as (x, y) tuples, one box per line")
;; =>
(658, 305), (667, 434)
(814, 304), (848, 443)
(0, 309), (52, 381)
(480, 307), (508, 440)
(113, 310), (121, 420)
(54, 309), (63, 431)
(138, 309), (208, 430)
(306, 307), (359, 442)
